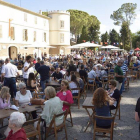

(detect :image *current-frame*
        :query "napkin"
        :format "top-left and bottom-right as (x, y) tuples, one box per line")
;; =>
(10, 105), (19, 111)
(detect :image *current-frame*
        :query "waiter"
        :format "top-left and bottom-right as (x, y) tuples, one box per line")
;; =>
(1, 58), (19, 98)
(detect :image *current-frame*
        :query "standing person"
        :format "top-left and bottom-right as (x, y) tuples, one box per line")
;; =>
(0, 60), (4, 82)
(34, 52), (37, 60)
(23, 56), (34, 85)
(35, 61), (50, 92)
(35, 57), (41, 71)
(17, 52), (21, 61)
(114, 60), (124, 90)
(1, 58), (19, 98)
(120, 59), (128, 94)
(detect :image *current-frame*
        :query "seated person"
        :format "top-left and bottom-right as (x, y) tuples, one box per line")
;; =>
(69, 74), (80, 96)
(65, 69), (71, 81)
(27, 73), (38, 92)
(5, 112), (27, 140)
(0, 86), (11, 109)
(41, 86), (63, 126)
(107, 80), (120, 110)
(133, 61), (140, 71)
(92, 88), (114, 128)
(57, 80), (73, 111)
(15, 82), (37, 119)
(52, 67), (63, 80)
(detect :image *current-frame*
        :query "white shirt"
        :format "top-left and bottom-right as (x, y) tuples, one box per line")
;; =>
(69, 82), (78, 94)
(1, 63), (18, 78)
(15, 90), (32, 106)
(23, 62), (34, 79)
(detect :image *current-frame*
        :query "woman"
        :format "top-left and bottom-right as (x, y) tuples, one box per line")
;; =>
(5, 112), (27, 140)
(69, 74), (80, 96)
(15, 82), (37, 119)
(107, 80), (120, 110)
(41, 86), (63, 126)
(92, 88), (114, 128)
(65, 70), (71, 81)
(27, 73), (38, 92)
(0, 86), (11, 109)
(57, 80), (74, 111)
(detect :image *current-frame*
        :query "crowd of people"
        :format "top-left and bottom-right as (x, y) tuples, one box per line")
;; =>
(0, 49), (140, 139)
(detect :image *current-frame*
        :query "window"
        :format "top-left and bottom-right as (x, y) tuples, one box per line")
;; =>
(43, 32), (46, 42)
(35, 47), (38, 49)
(11, 27), (15, 40)
(23, 29), (28, 41)
(35, 17), (37, 24)
(34, 31), (36, 42)
(24, 47), (28, 49)
(0, 25), (2, 38)
(24, 13), (27, 22)
(44, 20), (46, 26)
(60, 20), (64, 28)
(44, 47), (46, 49)
(60, 33), (64, 43)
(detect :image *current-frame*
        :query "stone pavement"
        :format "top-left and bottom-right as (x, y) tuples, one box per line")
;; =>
(1, 80), (139, 140)
(46, 80), (139, 140)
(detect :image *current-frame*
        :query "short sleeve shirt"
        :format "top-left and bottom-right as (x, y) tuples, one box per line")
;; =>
(114, 65), (123, 81)
(15, 90), (32, 106)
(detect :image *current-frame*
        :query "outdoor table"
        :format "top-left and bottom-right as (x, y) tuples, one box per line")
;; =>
(46, 81), (61, 87)
(0, 105), (43, 124)
(82, 97), (94, 132)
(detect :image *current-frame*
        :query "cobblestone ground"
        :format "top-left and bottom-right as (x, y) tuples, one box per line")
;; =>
(46, 80), (139, 140)
(1, 80), (139, 140)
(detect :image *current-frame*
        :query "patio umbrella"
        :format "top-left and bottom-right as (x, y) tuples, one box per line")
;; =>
(134, 48), (140, 51)
(74, 42), (102, 48)
(101, 45), (119, 49)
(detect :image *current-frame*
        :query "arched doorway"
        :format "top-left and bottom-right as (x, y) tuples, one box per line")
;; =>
(9, 46), (17, 60)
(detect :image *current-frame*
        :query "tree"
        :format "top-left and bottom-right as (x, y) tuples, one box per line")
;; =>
(110, 3), (137, 49)
(67, 10), (90, 42)
(79, 26), (89, 43)
(120, 22), (130, 50)
(101, 31), (109, 46)
(109, 29), (119, 45)
(132, 31), (140, 48)
(88, 15), (100, 43)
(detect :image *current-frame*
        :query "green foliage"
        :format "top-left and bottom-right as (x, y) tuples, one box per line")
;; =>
(120, 22), (130, 50)
(68, 9), (100, 43)
(101, 31), (109, 46)
(110, 3), (137, 49)
(109, 29), (120, 45)
(42, 12), (48, 16)
(132, 31), (140, 48)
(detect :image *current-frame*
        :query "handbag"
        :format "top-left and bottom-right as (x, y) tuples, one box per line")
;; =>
(31, 99), (45, 105)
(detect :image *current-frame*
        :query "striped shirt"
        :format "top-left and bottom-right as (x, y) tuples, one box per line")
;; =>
(121, 63), (128, 76)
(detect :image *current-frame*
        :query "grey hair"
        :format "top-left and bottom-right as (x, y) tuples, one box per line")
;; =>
(18, 82), (26, 89)
(9, 112), (26, 128)
(45, 86), (56, 99)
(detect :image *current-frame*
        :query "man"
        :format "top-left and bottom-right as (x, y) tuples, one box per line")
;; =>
(79, 65), (87, 82)
(120, 59), (128, 94)
(114, 60), (124, 90)
(35, 57), (41, 71)
(1, 58), (19, 98)
(36, 61), (50, 92)
(52, 67), (63, 80)
(23, 55), (34, 85)
(0, 60), (4, 82)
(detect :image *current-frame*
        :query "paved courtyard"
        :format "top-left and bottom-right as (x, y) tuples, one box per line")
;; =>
(0, 80), (139, 140)
(47, 80), (139, 140)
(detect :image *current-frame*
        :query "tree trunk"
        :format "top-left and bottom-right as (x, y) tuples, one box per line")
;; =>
(128, 25), (132, 50)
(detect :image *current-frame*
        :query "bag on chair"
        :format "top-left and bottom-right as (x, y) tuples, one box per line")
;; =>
(31, 99), (45, 105)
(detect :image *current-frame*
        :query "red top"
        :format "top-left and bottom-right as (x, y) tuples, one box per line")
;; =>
(56, 90), (74, 111)
(5, 128), (27, 140)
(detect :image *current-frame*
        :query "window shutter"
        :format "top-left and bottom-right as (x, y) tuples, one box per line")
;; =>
(0, 25), (2, 38)
(26, 29), (28, 41)
(13, 27), (15, 40)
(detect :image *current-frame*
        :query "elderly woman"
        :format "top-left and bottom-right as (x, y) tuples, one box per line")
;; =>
(57, 80), (73, 111)
(15, 82), (37, 119)
(15, 82), (32, 107)
(0, 86), (11, 109)
(5, 112), (27, 140)
(107, 80), (120, 110)
(41, 86), (63, 126)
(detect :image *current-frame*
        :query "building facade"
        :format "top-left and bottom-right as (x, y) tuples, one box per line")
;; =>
(0, 1), (70, 59)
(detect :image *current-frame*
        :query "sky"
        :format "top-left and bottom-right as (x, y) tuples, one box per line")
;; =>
(4, 0), (140, 34)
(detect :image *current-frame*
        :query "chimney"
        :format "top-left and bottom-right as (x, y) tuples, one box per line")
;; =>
(39, 10), (42, 15)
